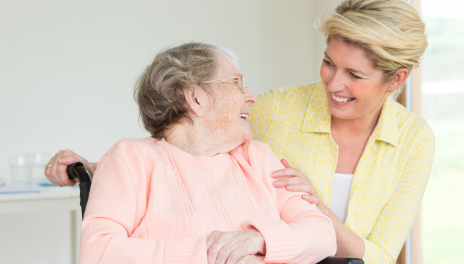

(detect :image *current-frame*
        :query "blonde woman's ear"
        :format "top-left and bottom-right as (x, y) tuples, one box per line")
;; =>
(388, 68), (409, 92)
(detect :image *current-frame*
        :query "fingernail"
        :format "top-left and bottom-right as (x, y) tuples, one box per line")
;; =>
(271, 172), (277, 177)
(303, 194), (310, 199)
(287, 185), (294, 190)
(273, 180), (281, 186)
(59, 157), (66, 163)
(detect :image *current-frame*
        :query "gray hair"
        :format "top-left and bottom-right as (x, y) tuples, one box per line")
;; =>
(134, 42), (238, 138)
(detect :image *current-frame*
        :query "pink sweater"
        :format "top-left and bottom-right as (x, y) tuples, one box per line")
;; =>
(80, 138), (336, 264)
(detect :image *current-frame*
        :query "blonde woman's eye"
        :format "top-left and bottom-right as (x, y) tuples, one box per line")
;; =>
(350, 72), (362, 79)
(323, 59), (332, 66)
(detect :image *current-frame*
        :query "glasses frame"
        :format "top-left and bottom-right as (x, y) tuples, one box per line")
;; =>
(202, 75), (247, 94)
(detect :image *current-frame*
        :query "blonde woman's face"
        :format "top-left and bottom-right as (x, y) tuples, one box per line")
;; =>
(320, 38), (394, 122)
(202, 55), (256, 147)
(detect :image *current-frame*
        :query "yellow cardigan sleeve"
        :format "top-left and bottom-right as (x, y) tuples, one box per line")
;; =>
(362, 123), (435, 264)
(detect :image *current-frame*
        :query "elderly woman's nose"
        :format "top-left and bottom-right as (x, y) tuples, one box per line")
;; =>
(245, 90), (257, 106)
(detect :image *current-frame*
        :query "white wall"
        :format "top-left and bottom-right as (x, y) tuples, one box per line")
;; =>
(1, 0), (339, 263)
(0, 0), (336, 183)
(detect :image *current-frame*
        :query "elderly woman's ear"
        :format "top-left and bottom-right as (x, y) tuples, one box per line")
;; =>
(184, 85), (211, 118)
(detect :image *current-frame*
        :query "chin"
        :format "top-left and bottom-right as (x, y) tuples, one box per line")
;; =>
(329, 105), (356, 120)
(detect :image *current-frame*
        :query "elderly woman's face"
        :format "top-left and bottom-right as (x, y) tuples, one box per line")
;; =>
(203, 54), (256, 146)
(320, 38), (395, 121)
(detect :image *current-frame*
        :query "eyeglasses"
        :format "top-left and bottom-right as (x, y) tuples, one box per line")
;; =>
(202, 75), (247, 94)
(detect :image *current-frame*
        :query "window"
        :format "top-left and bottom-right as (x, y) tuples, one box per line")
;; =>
(421, 1), (464, 263)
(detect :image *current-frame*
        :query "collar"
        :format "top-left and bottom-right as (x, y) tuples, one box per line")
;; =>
(300, 85), (399, 148)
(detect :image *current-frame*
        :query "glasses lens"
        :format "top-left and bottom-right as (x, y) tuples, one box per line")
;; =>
(241, 76), (246, 93)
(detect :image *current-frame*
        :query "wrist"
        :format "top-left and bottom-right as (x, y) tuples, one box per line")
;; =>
(318, 201), (331, 216)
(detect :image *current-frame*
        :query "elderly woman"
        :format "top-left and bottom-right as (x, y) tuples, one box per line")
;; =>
(76, 43), (336, 264)
(46, 0), (434, 263)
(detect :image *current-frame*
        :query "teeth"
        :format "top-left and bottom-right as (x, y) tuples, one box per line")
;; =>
(332, 93), (352, 103)
(240, 114), (249, 119)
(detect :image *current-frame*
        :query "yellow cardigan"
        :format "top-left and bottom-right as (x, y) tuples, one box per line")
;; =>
(249, 81), (435, 264)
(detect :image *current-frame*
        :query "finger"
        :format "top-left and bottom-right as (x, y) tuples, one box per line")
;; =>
(213, 232), (242, 264)
(280, 159), (292, 169)
(270, 168), (305, 178)
(208, 231), (231, 264)
(50, 150), (64, 186)
(44, 152), (59, 185)
(206, 230), (221, 248)
(303, 194), (320, 205)
(54, 152), (80, 187)
(217, 234), (248, 264)
(272, 176), (303, 188)
(225, 243), (248, 264)
(285, 184), (313, 193)
(56, 159), (78, 186)
(237, 255), (264, 264)
(58, 154), (81, 165)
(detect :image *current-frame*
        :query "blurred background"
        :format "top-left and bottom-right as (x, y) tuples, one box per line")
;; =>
(420, 0), (464, 263)
(0, 0), (462, 263)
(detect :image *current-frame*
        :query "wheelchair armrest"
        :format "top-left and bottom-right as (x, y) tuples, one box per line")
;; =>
(316, 256), (364, 264)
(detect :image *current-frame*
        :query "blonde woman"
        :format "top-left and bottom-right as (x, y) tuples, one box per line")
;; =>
(46, 0), (433, 263)
(252, 0), (433, 263)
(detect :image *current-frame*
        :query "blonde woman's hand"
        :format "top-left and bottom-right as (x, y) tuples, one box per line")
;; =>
(44, 150), (96, 187)
(206, 229), (265, 264)
(271, 159), (321, 206)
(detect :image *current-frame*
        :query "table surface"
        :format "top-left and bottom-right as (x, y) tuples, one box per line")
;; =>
(0, 186), (80, 202)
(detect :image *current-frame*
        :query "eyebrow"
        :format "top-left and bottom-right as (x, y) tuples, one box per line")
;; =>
(324, 52), (367, 75)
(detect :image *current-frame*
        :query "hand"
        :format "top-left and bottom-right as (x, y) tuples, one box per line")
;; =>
(206, 229), (265, 264)
(44, 150), (96, 187)
(271, 159), (321, 206)
(236, 255), (264, 264)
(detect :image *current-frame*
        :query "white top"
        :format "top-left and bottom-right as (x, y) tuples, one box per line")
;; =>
(329, 173), (354, 223)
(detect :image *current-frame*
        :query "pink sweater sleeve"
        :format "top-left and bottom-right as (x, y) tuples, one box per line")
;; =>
(244, 143), (337, 264)
(79, 139), (207, 264)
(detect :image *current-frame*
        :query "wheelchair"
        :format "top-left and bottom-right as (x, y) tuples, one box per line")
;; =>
(68, 162), (363, 264)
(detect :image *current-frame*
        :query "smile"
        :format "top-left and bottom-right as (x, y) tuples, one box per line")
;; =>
(240, 113), (249, 120)
(331, 93), (356, 103)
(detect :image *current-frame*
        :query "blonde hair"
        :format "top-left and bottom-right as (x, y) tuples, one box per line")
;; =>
(316, 0), (428, 94)
(134, 42), (237, 138)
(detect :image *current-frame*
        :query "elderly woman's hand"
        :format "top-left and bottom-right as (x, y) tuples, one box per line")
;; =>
(44, 149), (96, 187)
(206, 229), (265, 264)
(236, 255), (265, 264)
(271, 159), (321, 206)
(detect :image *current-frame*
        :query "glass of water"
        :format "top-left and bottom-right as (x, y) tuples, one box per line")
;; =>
(9, 155), (31, 185)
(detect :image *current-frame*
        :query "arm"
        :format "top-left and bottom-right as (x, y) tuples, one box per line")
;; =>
(359, 125), (435, 264)
(246, 144), (337, 264)
(80, 140), (207, 264)
(272, 123), (435, 263)
(272, 161), (365, 258)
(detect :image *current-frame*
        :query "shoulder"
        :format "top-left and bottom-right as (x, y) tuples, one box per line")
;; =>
(389, 100), (434, 142)
(103, 137), (165, 161)
(382, 99), (435, 153)
(232, 140), (276, 164)
(256, 81), (324, 105)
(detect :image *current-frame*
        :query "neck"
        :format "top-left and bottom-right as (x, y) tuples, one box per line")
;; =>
(331, 102), (384, 138)
(164, 121), (240, 157)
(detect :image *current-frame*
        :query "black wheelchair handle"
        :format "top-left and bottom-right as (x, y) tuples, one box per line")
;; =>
(66, 162), (91, 183)
(67, 162), (92, 220)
